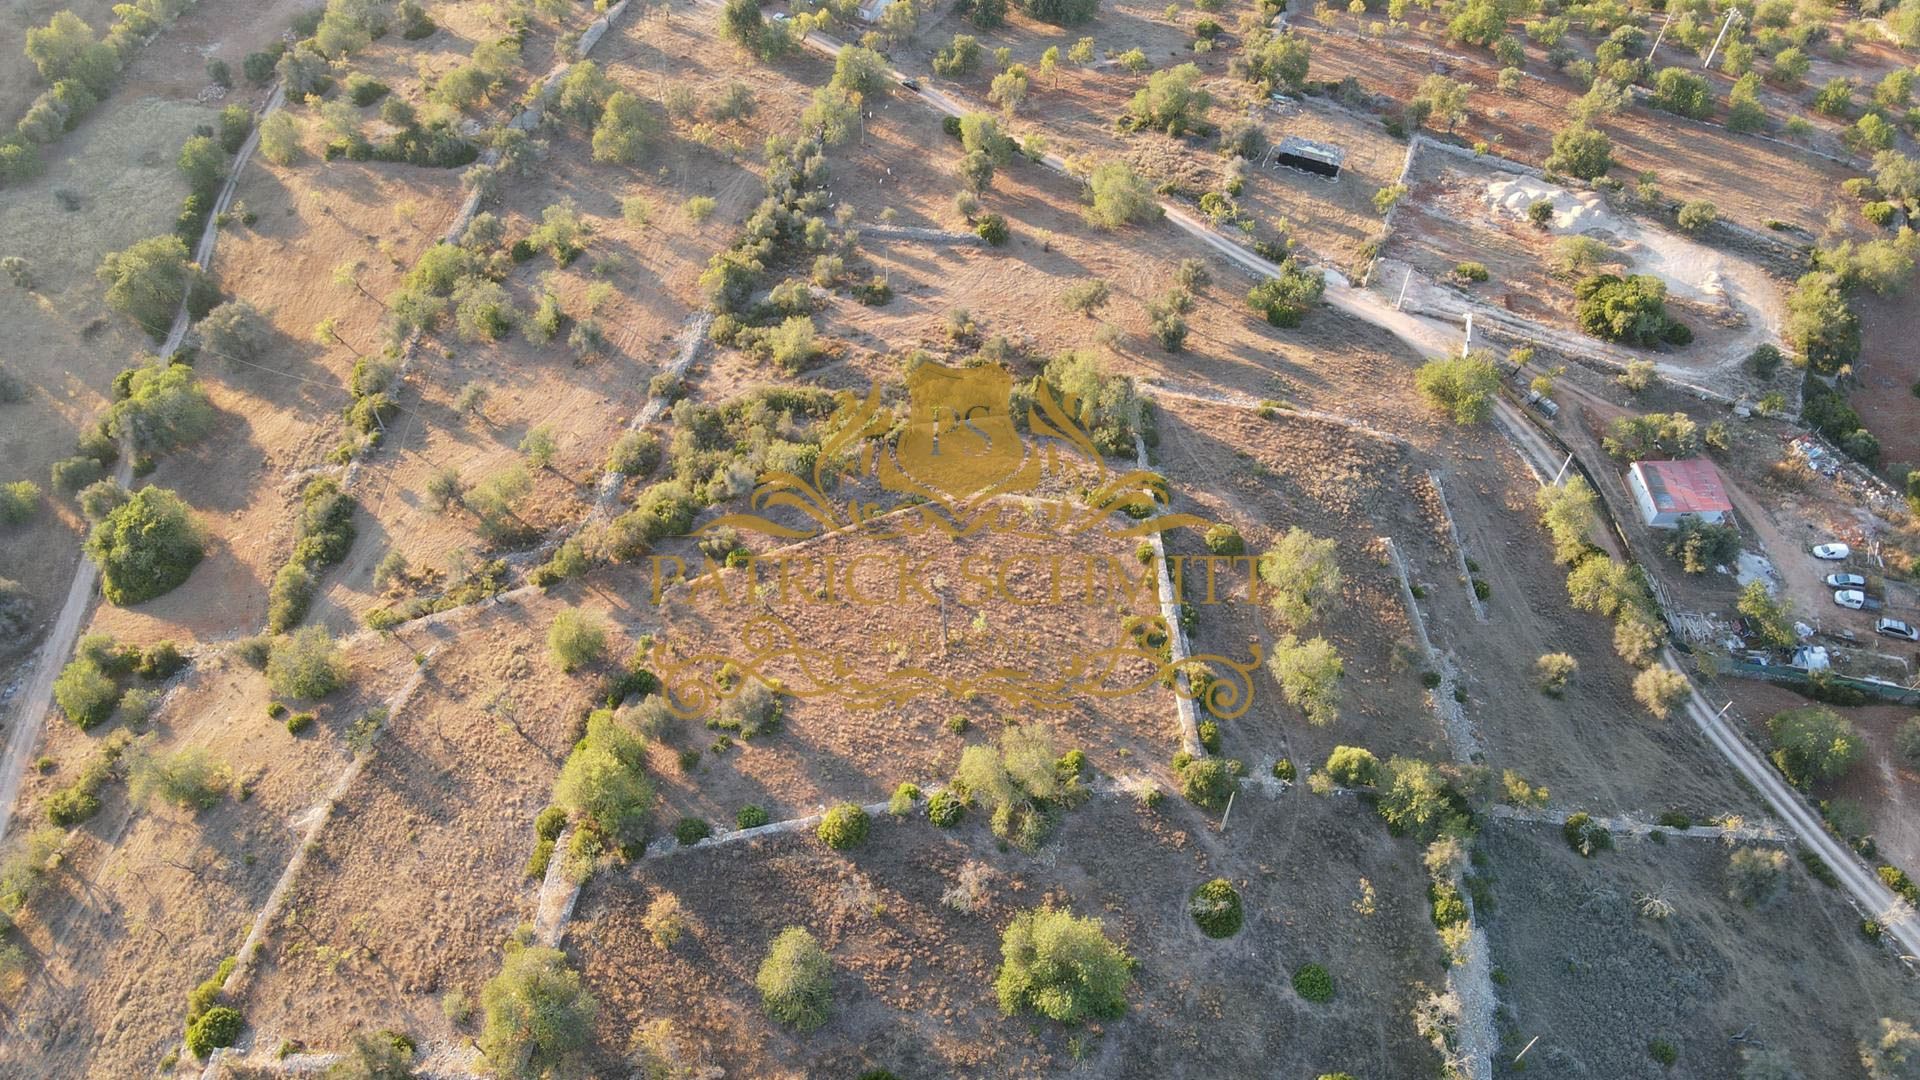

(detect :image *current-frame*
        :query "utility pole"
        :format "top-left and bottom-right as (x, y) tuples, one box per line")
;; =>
(1461, 312), (1474, 356)
(1703, 9), (1742, 69)
(1394, 266), (1413, 310)
(1219, 789), (1236, 833)
(1550, 452), (1574, 486)
(1646, 10), (1672, 61)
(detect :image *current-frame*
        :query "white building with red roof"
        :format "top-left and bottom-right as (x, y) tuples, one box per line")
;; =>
(1626, 458), (1733, 529)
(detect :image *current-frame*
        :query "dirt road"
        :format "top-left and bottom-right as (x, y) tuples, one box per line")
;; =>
(1673, 652), (1920, 965)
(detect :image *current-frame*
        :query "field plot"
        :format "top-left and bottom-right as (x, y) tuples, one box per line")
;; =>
(0, 631), (417, 1078)
(0, 96), (211, 634)
(1435, 414), (1764, 815)
(645, 513), (1179, 820)
(1387, 149), (1786, 393)
(1481, 822), (1915, 1080)
(233, 594), (600, 1057)
(1295, 18), (1858, 235)
(1150, 396), (1453, 765)
(574, 793), (1449, 1079)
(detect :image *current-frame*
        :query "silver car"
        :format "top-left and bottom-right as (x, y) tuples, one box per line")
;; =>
(1877, 618), (1919, 642)
(1825, 573), (1866, 589)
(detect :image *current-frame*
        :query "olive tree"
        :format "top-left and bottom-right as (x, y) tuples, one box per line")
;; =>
(479, 946), (596, 1078)
(86, 487), (205, 605)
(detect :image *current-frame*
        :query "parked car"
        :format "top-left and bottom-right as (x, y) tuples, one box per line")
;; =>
(1876, 618), (1920, 642)
(1825, 573), (1867, 588)
(1812, 543), (1851, 560)
(1834, 589), (1867, 609)
(901, 76), (922, 91)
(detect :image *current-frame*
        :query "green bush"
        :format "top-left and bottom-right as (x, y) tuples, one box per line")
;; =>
(1188, 878), (1244, 937)
(1575, 274), (1674, 346)
(1202, 523), (1245, 555)
(53, 657), (121, 729)
(927, 790), (965, 827)
(478, 947), (596, 1073)
(266, 625), (347, 699)
(0, 480), (39, 525)
(672, 817), (711, 845)
(995, 907), (1131, 1023)
(817, 802), (870, 850)
(1176, 756), (1235, 808)
(737, 804), (770, 829)
(1563, 811), (1612, 857)
(285, 711), (315, 735)
(185, 1005), (243, 1059)
(1649, 1038), (1677, 1066)
(757, 926), (833, 1030)
(535, 806), (568, 841)
(1324, 745), (1379, 787)
(85, 487), (205, 605)
(548, 610), (608, 673)
(1291, 963), (1333, 1003)
(1415, 352), (1500, 424)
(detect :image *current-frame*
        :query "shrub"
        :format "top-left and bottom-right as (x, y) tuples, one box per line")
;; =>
(1245, 260), (1326, 326)
(0, 480), (38, 526)
(1633, 667), (1689, 719)
(757, 927), (833, 1030)
(285, 711), (315, 735)
(1176, 755), (1235, 808)
(1188, 878), (1244, 937)
(1454, 261), (1490, 283)
(1084, 161), (1163, 229)
(672, 817), (711, 845)
(975, 213), (1009, 245)
(98, 235), (204, 338)
(639, 894), (688, 950)
(53, 657), (119, 730)
(1535, 653), (1578, 696)
(995, 907), (1131, 1023)
(1768, 707), (1862, 786)
(1575, 274), (1673, 346)
(1325, 745), (1378, 787)
(128, 744), (227, 811)
(267, 625), (347, 699)
(1896, 717), (1920, 767)
(1268, 634), (1342, 725)
(1203, 523), (1245, 555)
(546, 610), (607, 674)
(817, 802), (870, 850)
(605, 431), (662, 477)
(1546, 123), (1611, 179)
(1415, 352), (1500, 424)
(185, 1005), (243, 1059)
(1291, 963), (1333, 1003)
(737, 804), (770, 829)
(1676, 200), (1717, 233)
(478, 947), (596, 1074)
(1563, 811), (1611, 857)
(888, 783), (920, 816)
(86, 487), (205, 605)
(1649, 1038), (1678, 1067)
(927, 790), (965, 827)
(554, 709), (654, 851)
(1727, 846), (1788, 906)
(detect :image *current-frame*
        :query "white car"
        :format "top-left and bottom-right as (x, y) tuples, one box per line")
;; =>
(1877, 618), (1920, 642)
(1825, 573), (1866, 589)
(1834, 589), (1867, 610)
(1812, 543), (1851, 560)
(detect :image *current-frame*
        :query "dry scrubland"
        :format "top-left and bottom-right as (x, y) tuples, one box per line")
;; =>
(1482, 823), (1915, 1079)
(575, 795), (1448, 1078)
(0, 97), (210, 639)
